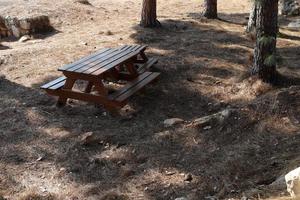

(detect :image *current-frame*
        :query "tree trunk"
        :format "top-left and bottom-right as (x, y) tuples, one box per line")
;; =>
(203, 0), (218, 19)
(252, 0), (279, 83)
(246, 1), (257, 33)
(140, 0), (160, 27)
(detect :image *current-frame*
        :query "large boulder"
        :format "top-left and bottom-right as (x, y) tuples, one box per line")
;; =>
(0, 15), (53, 38)
(285, 167), (300, 197)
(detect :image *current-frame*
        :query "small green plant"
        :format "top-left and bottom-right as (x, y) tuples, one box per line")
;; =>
(264, 54), (277, 66)
(258, 35), (276, 46)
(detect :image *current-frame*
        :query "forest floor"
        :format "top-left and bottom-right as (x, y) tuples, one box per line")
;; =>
(1, 0), (300, 199)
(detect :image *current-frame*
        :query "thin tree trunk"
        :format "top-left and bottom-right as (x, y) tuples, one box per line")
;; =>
(246, 1), (257, 33)
(252, 0), (279, 83)
(140, 0), (160, 28)
(203, 0), (218, 19)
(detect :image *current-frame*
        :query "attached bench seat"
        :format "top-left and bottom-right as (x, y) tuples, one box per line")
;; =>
(109, 71), (160, 103)
(137, 58), (158, 74)
(40, 76), (66, 90)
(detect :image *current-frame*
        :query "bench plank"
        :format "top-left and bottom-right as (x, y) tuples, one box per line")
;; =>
(49, 80), (66, 90)
(109, 72), (160, 102)
(137, 58), (158, 74)
(40, 76), (66, 89)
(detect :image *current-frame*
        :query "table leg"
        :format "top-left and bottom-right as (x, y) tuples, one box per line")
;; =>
(124, 62), (138, 78)
(85, 81), (93, 93)
(57, 78), (76, 106)
(93, 80), (108, 96)
(140, 51), (149, 62)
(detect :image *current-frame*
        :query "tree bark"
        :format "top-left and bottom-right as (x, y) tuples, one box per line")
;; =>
(246, 1), (257, 33)
(203, 0), (218, 19)
(252, 0), (279, 83)
(140, 0), (160, 27)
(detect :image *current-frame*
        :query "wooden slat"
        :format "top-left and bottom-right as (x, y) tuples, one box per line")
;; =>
(137, 58), (158, 74)
(49, 80), (66, 90)
(109, 72), (151, 99)
(119, 45), (129, 50)
(134, 45), (147, 52)
(91, 51), (140, 76)
(66, 48), (120, 72)
(40, 76), (66, 89)
(109, 72), (160, 102)
(74, 46), (133, 74)
(59, 48), (111, 71)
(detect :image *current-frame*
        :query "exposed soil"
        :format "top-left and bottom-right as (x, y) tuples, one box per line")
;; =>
(0, 0), (300, 199)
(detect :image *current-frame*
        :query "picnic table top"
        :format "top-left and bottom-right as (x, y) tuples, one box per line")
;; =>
(58, 45), (147, 77)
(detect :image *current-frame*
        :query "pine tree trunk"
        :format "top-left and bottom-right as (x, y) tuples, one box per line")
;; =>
(203, 0), (218, 19)
(246, 1), (257, 33)
(252, 0), (279, 83)
(140, 0), (160, 27)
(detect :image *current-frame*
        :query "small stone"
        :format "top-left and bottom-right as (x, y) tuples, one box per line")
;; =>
(163, 118), (184, 127)
(105, 30), (113, 35)
(75, 0), (92, 5)
(19, 35), (31, 42)
(203, 126), (212, 130)
(175, 197), (188, 200)
(184, 173), (193, 182)
(36, 155), (45, 161)
(165, 171), (176, 176)
(80, 132), (97, 145)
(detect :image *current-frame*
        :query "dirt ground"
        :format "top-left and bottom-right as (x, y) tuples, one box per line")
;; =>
(1, 0), (300, 199)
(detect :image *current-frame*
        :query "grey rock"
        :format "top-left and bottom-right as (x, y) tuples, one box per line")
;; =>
(19, 35), (31, 42)
(280, 0), (300, 15)
(175, 197), (188, 200)
(268, 174), (286, 191)
(163, 118), (184, 127)
(285, 167), (300, 197)
(189, 108), (233, 128)
(288, 19), (300, 29)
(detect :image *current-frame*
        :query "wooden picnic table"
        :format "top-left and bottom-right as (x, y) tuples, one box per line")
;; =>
(41, 45), (160, 113)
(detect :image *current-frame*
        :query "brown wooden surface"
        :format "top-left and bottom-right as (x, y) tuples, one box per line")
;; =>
(109, 72), (160, 102)
(41, 45), (159, 112)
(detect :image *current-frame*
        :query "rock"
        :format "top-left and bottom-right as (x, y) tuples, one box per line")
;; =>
(204, 196), (217, 200)
(154, 131), (172, 142)
(163, 118), (184, 127)
(280, 0), (300, 15)
(0, 15), (52, 39)
(19, 35), (31, 42)
(285, 167), (300, 197)
(105, 30), (113, 36)
(268, 174), (286, 191)
(189, 108), (233, 128)
(175, 197), (188, 200)
(80, 132), (97, 145)
(75, 0), (92, 5)
(19, 19), (31, 30)
(184, 173), (193, 182)
(288, 19), (300, 29)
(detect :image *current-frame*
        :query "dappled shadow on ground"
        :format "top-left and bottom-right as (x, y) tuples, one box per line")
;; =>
(1, 16), (300, 200)
(187, 12), (249, 26)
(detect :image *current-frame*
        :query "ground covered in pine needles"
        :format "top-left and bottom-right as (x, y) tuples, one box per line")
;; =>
(1, 0), (300, 199)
